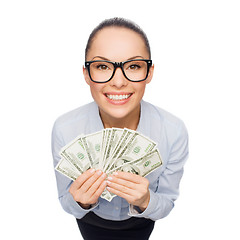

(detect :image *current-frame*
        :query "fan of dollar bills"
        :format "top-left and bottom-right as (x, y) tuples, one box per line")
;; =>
(55, 128), (162, 202)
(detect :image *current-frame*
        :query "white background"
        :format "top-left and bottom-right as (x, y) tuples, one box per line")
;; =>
(0, 0), (239, 239)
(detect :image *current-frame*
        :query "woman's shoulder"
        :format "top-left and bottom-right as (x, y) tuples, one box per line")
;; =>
(142, 100), (186, 129)
(53, 102), (96, 128)
(142, 101), (188, 151)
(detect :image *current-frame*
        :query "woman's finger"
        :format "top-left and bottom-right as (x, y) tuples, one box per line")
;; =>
(111, 171), (144, 183)
(107, 185), (133, 201)
(107, 180), (135, 195)
(80, 170), (104, 193)
(91, 180), (108, 201)
(107, 175), (136, 190)
(87, 172), (107, 197)
(70, 168), (96, 192)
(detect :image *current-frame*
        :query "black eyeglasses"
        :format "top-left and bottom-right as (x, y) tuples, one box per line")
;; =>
(85, 59), (152, 83)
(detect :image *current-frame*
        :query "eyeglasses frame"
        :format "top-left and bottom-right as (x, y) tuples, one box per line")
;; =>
(85, 59), (152, 83)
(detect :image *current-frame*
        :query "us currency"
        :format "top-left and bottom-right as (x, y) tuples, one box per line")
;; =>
(81, 130), (103, 169)
(104, 128), (134, 172)
(108, 128), (124, 156)
(55, 157), (81, 181)
(102, 149), (162, 202)
(60, 138), (90, 172)
(101, 189), (116, 202)
(99, 129), (112, 170)
(56, 128), (163, 202)
(106, 131), (156, 173)
(102, 128), (124, 172)
(108, 149), (162, 177)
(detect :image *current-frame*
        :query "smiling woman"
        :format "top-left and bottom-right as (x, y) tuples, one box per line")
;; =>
(52, 17), (189, 240)
(83, 25), (154, 130)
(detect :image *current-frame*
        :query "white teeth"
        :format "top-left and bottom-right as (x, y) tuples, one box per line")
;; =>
(106, 94), (131, 100)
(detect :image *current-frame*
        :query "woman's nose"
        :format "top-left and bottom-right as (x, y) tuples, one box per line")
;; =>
(109, 68), (128, 88)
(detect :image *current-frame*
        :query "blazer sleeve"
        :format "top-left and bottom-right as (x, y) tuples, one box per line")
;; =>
(129, 121), (189, 221)
(51, 121), (98, 219)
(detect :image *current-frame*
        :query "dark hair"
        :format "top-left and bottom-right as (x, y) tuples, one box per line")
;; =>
(85, 17), (151, 60)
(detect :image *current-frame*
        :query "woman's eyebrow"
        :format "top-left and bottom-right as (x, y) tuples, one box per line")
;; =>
(127, 56), (144, 60)
(91, 56), (110, 61)
(91, 55), (145, 61)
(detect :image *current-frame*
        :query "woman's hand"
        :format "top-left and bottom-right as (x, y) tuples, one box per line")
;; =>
(69, 169), (107, 209)
(106, 172), (150, 211)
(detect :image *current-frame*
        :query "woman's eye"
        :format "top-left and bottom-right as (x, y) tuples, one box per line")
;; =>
(128, 64), (141, 70)
(97, 64), (109, 70)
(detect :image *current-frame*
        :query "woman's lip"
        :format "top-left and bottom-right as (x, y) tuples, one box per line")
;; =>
(104, 92), (133, 105)
(104, 92), (133, 95)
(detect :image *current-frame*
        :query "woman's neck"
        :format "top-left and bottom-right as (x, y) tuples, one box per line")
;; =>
(99, 106), (141, 131)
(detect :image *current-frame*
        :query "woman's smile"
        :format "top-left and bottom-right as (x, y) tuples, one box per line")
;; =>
(104, 92), (133, 105)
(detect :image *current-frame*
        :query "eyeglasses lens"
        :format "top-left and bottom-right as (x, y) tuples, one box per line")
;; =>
(89, 60), (148, 82)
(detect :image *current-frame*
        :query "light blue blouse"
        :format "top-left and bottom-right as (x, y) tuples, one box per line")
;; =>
(51, 100), (189, 221)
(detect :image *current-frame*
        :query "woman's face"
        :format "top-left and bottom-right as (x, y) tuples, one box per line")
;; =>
(83, 27), (154, 122)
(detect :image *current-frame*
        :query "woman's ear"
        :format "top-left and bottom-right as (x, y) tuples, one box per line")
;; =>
(146, 64), (154, 84)
(83, 66), (90, 85)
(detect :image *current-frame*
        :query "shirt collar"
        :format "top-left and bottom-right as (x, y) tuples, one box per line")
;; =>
(88, 101), (104, 134)
(137, 100), (151, 137)
(88, 100), (151, 137)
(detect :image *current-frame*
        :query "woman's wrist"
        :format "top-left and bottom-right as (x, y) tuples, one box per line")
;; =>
(78, 202), (91, 209)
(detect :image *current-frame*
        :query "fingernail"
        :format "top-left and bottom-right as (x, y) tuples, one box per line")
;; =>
(106, 180), (111, 185)
(101, 173), (107, 178)
(97, 170), (102, 175)
(90, 169), (95, 173)
(107, 176), (113, 181)
(113, 172), (118, 176)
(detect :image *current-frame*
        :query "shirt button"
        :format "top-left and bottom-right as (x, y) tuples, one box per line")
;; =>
(115, 207), (119, 210)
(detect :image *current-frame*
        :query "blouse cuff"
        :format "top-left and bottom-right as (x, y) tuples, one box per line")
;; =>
(67, 193), (99, 217)
(128, 189), (157, 218)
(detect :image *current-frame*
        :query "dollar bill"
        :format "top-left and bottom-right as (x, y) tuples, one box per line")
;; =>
(55, 157), (81, 181)
(61, 138), (90, 172)
(108, 149), (162, 177)
(106, 130), (156, 173)
(104, 128), (134, 172)
(56, 128), (163, 202)
(101, 189), (116, 202)
(102, 128), (124, 172)
(81, 130), (103, 169)
(99, 129), (112, 170)
(102, 149), (162, 202)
